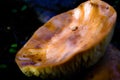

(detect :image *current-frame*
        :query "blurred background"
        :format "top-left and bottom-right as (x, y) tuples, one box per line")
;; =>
(0, 0), (120, 80)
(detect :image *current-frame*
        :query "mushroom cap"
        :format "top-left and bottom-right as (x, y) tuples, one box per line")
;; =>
(15, 0), (117, 79)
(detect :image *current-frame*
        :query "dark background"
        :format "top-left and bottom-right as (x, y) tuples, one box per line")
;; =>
(0, 0), (120, 80)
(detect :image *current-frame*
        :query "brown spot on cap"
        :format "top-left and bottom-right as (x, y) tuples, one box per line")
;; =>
(71, 26), (78, 31)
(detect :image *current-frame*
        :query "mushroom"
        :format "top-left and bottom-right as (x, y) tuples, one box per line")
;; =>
(15, 0), (117, 79)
